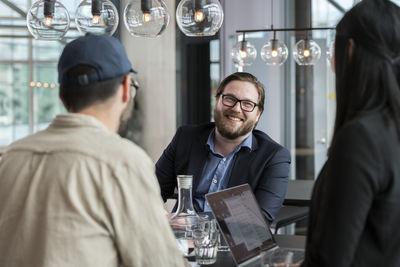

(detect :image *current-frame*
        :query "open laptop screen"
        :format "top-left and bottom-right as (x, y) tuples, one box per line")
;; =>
(205, 184), (276, 265)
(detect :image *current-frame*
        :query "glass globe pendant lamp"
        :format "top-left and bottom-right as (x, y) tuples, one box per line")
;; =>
(26, 0), (70, 40)
(231, 34), (257, 67)
(176, 0), (224, 37)
(123, 0), (170, 38)
(326, 40), (334, 65)
(75, 0), (119, 36)
(293, 37), (321, 66)
(260, 31), (288, 66)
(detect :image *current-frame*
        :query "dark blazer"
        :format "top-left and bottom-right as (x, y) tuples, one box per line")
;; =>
(302, 111), (400, 267)
(156, 123), (291, 223)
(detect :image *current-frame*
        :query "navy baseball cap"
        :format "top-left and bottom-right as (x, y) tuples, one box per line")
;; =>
(58, 33), (136, 87)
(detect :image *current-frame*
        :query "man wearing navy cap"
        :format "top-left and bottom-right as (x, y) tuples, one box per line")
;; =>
(0, 34), (185, 267)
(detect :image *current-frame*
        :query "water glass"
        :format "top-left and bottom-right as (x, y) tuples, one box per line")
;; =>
(217, 225), (230, 252)
(261, 250), (294, 267)
(193, 219), (219, 265)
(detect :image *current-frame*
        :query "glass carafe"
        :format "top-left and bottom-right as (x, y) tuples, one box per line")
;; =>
(169, 175), (206, 257)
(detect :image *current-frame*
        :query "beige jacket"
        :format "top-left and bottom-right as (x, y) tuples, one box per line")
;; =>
(0, 114), (185, 267)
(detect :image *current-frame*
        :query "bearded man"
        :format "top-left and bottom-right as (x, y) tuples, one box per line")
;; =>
(156, 72), (290, 223)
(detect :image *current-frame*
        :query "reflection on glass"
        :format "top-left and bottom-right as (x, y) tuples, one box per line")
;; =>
(210, 39), (220, 62)
(33, 64), (65, 131)
(0, 63), (30, 146)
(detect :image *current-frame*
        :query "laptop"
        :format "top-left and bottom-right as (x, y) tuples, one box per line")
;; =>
(205, 184), (304, 267)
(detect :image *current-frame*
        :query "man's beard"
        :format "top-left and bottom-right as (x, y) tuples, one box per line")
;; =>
(118, 97), (134, 136)
(214, 109), (257, 140)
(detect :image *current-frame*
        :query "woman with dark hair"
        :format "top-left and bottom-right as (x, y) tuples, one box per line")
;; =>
(299, 0), (400, 266)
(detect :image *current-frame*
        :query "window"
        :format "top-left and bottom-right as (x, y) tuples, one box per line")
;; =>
(210, 39), (220, 121)
(237, 0), (357, 180)
(0, 0), (83, 148)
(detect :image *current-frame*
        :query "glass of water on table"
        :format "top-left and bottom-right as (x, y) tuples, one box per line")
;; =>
(192, 219), (219, 265)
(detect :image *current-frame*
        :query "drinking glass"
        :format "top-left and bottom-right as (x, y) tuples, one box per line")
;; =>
(193, 219), (219, 265)
(261, 250), (294, 267)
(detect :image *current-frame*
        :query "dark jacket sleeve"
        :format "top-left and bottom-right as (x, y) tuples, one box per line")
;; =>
(155, 127), (182, 202)
(254, 145), (290, 223)
(301, 121), (382, 267)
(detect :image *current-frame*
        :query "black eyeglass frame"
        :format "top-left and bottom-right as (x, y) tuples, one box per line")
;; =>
(217, 93), (259, 112)
(121, 75), (139, 99)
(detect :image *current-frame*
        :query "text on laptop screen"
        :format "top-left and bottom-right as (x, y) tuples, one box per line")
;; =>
(206, 184), (276, 264)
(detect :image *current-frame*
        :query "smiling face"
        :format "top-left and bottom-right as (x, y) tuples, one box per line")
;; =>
(214, 80), (262, 140)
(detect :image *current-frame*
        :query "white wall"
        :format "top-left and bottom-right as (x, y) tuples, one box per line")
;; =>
(121, 0), (176, 162)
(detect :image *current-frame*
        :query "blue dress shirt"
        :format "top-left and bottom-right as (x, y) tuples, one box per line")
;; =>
(193, 129), (253, 212)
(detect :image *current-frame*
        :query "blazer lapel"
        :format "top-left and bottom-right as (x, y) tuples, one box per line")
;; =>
(228, 134), (259, 188)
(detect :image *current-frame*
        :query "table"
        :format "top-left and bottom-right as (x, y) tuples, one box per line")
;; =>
(189, 235), (306, 267)
(283, 180), (314, 206)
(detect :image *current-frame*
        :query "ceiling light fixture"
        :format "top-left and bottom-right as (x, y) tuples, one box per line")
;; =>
(261, 31), (289, 66)
(293, 34), (321, 66)
(26, 0), (70, 40)
(233, 27), (334, 67)
(75, 0), (119, 36)
(231, 32), (257, 67)
(123, 0), (170, 38)
(176, 0), (224, 37)
(259, 0), (288, 66)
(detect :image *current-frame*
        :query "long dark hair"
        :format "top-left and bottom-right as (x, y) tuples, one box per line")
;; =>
(332, 0), (400, 142)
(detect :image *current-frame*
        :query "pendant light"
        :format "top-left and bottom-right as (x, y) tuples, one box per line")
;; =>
(176, 0), (224, 37)
(326, 40), (334, 65)
(123, 0), (170, 38)
(26, 0), (70, 40)
(293, 35), (321, 66)
(231, 33), (257, 67)
(260, 34), (288, 66)
(75, 0), (119, 36)
(260, 1), (288, 66)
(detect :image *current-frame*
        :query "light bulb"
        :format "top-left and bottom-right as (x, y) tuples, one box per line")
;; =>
(260, 39), (288, 66)
(27, 0), (70, 40)
(143, 12), (151, 22)
(75, 0), (119, 36)
(92, 14), (100, 24)
(45, 16), (52, 26)
(124, 0), (170, 38)
(176, 0), (224, 37)
(293, 39), (321, 66)
(231, 40), (257, 67)
(240, 50), (248, 59)
(194, 10), (205, 22)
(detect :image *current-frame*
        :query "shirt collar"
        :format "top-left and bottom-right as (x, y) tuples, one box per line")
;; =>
(206, 128), (253, 155)
(49, 113), (110, 132)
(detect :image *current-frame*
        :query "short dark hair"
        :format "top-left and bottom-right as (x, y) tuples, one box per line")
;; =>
(216, 72), (265, 112)
(333, 0), (400, 139)
(59, 65), (125, 112)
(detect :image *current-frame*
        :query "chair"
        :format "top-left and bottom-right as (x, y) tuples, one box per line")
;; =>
(271, 205), (309, 234)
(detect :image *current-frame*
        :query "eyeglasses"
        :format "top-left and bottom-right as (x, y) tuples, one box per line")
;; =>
(121, 75), (139, 99)
(130, 77), (139, 99)
(219, 94), (258, 112)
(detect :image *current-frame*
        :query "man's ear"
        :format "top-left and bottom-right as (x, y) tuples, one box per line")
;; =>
(122, 74), (130, 103)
